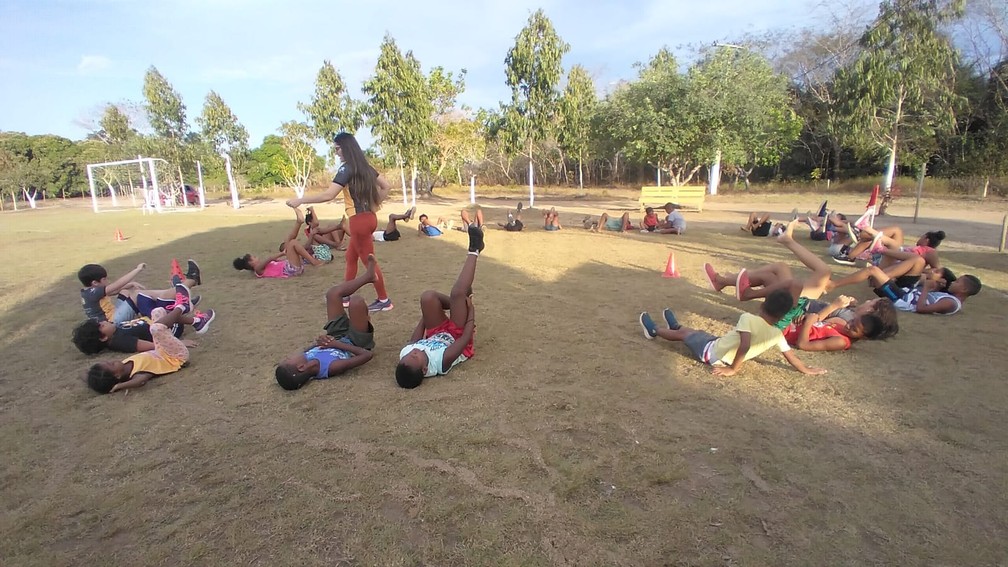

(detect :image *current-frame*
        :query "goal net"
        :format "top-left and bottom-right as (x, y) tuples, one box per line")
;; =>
(86, 157), (204, 213)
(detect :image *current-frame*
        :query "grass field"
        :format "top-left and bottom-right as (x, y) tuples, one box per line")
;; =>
(2, 190), (1007, 566)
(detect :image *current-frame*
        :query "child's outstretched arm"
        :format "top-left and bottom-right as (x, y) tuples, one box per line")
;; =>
(106, 263), (146, 296)
(712, 331), (751, 376)
(253, 252), (286, 274)
(782, 350), (827, 375)
(914, 277), (957, 315)
(110, 371), (156, 392)
(408, 317), (425, 342)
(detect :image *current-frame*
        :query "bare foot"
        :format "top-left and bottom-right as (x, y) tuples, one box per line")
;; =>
(364, 254), (377, 282)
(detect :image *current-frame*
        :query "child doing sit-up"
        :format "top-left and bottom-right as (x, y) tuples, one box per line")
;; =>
(233, 208), (325, 278)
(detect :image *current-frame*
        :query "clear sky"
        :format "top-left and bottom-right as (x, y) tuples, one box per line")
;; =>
(0, 0), (857, 146)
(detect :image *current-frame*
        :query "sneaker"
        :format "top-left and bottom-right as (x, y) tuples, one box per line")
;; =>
(662, 308), (681, 330)
(467, 223), (485, 252)
(734, 269), (750, 302)
(639, 312), (657, 339)
(703, 263), (720, 293)
(170, 282), (192, 314)
(832, 255), (856, 266)
(516, 201), (523, 213)
(190, 295), (201, 307)
(817, 200), (828, 219)
(187, 259), (201, 286)
(405, 206), (416, 221)
(790, 208), (799, 221)
(192, 309), (216, 334)
(342, 296), (351, 308)
(367, 298), (393, 312)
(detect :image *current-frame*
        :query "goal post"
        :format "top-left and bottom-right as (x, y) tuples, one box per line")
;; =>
(85, 156), (206, 213)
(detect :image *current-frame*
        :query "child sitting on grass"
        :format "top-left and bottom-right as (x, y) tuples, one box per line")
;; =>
(78, 260), (200, 324)
(639, 289), (827, 377)
(274, 255), (380, 390)
(395, 224), (483, 388)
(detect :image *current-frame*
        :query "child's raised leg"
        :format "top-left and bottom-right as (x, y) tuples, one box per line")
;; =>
(620, 212), (632, 231)
(448, 226), (482, 327)
(285, 240), (324, 267)
(827, 255), (926, 291)
(325, 254), (377, 329)
(778, 220), (831, 298)
(149, 322), (190, 363)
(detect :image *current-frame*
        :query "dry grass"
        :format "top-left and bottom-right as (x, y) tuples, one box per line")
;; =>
(1, 192), (1007, 566)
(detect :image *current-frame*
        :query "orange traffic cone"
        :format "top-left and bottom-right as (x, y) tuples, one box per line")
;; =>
(114, 228), (125, 242)
(662, 252), (680, 278)
(171, 258), (183, 278)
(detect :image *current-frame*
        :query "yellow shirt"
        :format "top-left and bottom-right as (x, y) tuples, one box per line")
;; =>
(709, 313), (790, 365)
(124, 350), (186, 377)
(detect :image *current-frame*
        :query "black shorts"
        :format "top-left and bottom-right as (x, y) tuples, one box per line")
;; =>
(894, 275), (919, 289)
(810, 230), (828, 241)
(751, 221), (772, 237)
(503, 220), (524, 232)
(323, 314), (375, 350)
(383, 229), (401, 241)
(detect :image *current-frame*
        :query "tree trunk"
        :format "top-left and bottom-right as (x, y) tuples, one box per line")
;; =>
(708, 149), (722, 195)
(397, 151), (407, 205)
(223, 153), (240, 209)
(528, 138), (535, 208)
(577, 150), (584, 192)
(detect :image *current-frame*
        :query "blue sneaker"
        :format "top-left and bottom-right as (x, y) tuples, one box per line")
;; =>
(368, 298), (393, 312)
(662, 308), (680, 330)
(639, 312), (657, 339)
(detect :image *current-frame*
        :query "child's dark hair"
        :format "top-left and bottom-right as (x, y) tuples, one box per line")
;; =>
(960, 274), (982, 296)
(872, 298), (899, 340)
(419, 214), (429, 222)
(72, 320), (107, 355)
(858, 314), (884, 340)
(78, 264), (107, 286)
(275, 364), (314, 391)
(395, 362), (425, 389)
(762, 290), (794, 320)
(87, 364), (121, 394)
(233, 254), (253, 271)
(645, 206), (654, 214)
(923, 230), (946, 248)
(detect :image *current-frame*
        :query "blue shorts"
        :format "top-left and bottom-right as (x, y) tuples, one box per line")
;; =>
(683, 331), (717, 363)
(605, 218), (623, 231)
(545, 224), (559, 232)
(423, 226), (443, 237)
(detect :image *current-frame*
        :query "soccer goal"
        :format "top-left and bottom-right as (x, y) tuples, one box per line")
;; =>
(85, 156), (206, 213)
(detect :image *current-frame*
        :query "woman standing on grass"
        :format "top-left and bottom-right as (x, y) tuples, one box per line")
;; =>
(287, 132), (394, 312)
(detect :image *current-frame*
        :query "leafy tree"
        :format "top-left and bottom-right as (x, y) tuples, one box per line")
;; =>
(689, 46), (803, 189)
(557, 64), (596, 190)
(299, 61), (363, 162)
(363, 35), (435, 202)
(504, 9), (569, 204)
(98, 105), (134, 146)
(142, 66), (190, 194)
(602, 49), (704, 186)
(278, 121), (323, 197)
(836, 0), (966, 211)
(197, 90), (249, 208)
(246, 135), (292, 187)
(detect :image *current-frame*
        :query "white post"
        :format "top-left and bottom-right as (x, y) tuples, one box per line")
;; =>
(222, 153), (239, 209)
(912, 162), (926, 223)
(469, 175), (476, 204)
(149, 159), (163, 213)
(410, 166), (417, 207)
(528, 161), (535, 208)
(657, 168), (661, 187)
(196, 160), (207, 209)
(86, 164), (99, 213)
(708, 149), (722, 196)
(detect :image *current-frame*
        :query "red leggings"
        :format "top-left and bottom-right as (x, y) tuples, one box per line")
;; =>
(346, 212), (388, 299)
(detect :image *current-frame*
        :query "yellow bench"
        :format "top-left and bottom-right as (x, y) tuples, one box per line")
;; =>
(638, 185), (706, 212)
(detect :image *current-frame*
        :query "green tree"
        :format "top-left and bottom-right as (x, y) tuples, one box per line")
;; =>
(299, 61), (363, 162)
(689, 46), (803, 190)
(98, 105), (134, 146)
(836, 0), (965, 212)
(363, 35), (435, 203)
(142, 66), (190, 195)
(557, 65), (596, 190)
(245, 135), (293, 187)
(197, 90), (250, 208)
(504, 9), (569, 204)
(278, 121), (323, 197)
(602, 49), (704, 186)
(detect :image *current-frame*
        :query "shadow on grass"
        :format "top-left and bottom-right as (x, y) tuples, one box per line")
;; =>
(1, 212), (1006, 566)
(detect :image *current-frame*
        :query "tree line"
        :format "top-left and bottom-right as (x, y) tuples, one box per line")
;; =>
(1, 0), (1006, 208)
